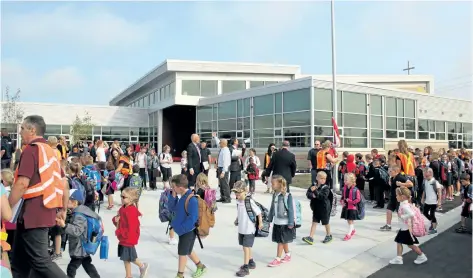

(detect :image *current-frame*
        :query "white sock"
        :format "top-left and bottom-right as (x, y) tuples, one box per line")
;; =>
(347, 225), (353, 235)
(286, 252), (291, 257)
(276, 257), (281, 261)
(350, 224), (354, 231)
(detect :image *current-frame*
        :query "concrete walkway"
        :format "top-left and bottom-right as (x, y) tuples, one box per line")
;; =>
(55, 164), (464, 278)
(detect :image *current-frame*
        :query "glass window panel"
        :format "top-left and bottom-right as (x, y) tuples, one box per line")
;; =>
(218, 101), (236, 119)
(182, 80), (200, 96)
(254, 129), (274, 138)
(243, 117), (250, 130)
(46, 125), (61, 134)
(344, 128), (367, 137)
(371, 116), (383, 129)
(165, 85), (170, 98)
(222, 80), (246, 94)
(397, 99), (404, 117)
(283, 111), (311, 127)
(314, 126), (333, 136)
(314, 88), (332, 111)
(218, 131), (236, 140)
(371, 129), (383, 138)
(314, 111), (333, 126)
(283, 89), (310, 112)
(405, 99), (415, 118)
(456, 122), (462, 133)
(428, 120), (435, 132)
(265, 81), (278, 85)
(337, 90), (342, 111)
(197, 106), (213, 122)
(436, 133), (446, 140)
(285, 137), (310, 148)
(129, 127), (139, 136)
(370, 95), (382, 115)
(255, 138), (277, 148)
(170, 82), (175, 96)
(237, 118), (243, 130)
(249, 81), (264, 88)
(200, 80), (218, 97)
(146, 95), (150, 106)
(254, 94), (274, 115)
(218, 119), (236, 131)
(386, 97), (396, 117)
(371, 139), (384, 148)
(101, 127), (111, 135)
(418, 119), (428, 132)
(418, 132), (429, 139)
(405, 119), (415, 131)
(199, 122), (212, 133)
(464, 141), (472, 149)
(436, 121), (446, 133)
(448, 122), (456, 133)
(343, 91), (366, 114)
(463, 123), (472, 133)
(275, 93), (282, 113)
(386, 130), (397, 138)
(110, 127), (129, 136)
(237, 98), (250, 118)
(448, 133), (455, 140)
(343, 138), (367, 148)
(62, 125), (71, 134)
(343, 114), (367, 128)
(275, 114), (282, 128)
(284, 126), (310, 137)
(254, 115), (273, 129)
(397, 118), (405, 130)
(406, 131), (416, 139)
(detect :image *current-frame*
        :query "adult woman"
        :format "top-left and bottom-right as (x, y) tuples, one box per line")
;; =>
(396, 140), (415, 176)
(116, 145), (134, 191)
(263, 143), (276, 194)
(315, 141), (336, 188)
(95, 140), (107, 162)
(56, 136), (68, 160)
(147, 149), (159, 191)
(105, 148), (121, 209)
(159, 145), (173, 189)
(47, 136), (62, 161)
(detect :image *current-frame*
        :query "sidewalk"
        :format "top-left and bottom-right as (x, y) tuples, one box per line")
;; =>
(55, 164), (465, 278)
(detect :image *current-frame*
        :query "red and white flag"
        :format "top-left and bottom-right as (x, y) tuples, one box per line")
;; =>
(332, 117), (341, 148)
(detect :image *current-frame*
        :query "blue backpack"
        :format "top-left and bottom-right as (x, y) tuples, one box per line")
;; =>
(69, 177), (86, 202)
(83, 166), (102, 191)
(284, 193), (302, 228)
(351, 187), (366, 220)
(158, 189), (173, 223)
(75, 212), (104, 255)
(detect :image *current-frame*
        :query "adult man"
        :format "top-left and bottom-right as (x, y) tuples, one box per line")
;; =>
(8, 115), (69, 278)
(187, 134), (202, 187)
(215, 137), (231, 203)
(1, 128), (13, 169)
(200, 141), (212, 176)
(307, 140), (321, 184)
(228, 138), (245, 190)
(265, 141), (297, 192)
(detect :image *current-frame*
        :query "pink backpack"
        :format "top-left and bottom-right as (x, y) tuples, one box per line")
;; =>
(401, 203), (427, 237)
(204, 188), (218, 213)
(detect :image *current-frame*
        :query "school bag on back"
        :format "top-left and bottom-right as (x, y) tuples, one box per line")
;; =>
(129, 175), (143, 197)
(74, 212), (105, 255)
(185, 193), (215, 248)
(284, 193), (302, 228)
(158, 188), (173, 223)
(400, 203), (427, 237)
(378, 167), (390, 186)
(244, 196), (270, 237)
(352, 187), (365, 220)
(204, 188), (218, 213)
(69, 177), (86, 201)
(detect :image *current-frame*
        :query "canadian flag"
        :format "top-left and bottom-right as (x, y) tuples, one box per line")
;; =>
(332, 117), (341, 148)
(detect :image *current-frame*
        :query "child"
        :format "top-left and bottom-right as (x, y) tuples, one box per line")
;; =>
(340, 173), (361, 241)
(455, 173), (472, 233)
(421, 168), (442, 234)
(194, 172), (209, 200)
(337, 151), (349, 192)
(302, 171), (332, 245)
(105, 162), (116, 210)
(112, 187), (149, 278)
(389, 187), (428, 265)
(267, 175), (295, 267)
(232, 181), (262, 277)
(96, 162), (107, 204)
(129, 164), (144, 204)
(245, 157), (259, 194)
(180, 151), (188, 175)
(1, 169), (15, 259)
(55, 189), (101, 278)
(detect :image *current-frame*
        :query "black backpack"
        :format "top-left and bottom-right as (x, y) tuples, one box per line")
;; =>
(244, 197), (270, 237)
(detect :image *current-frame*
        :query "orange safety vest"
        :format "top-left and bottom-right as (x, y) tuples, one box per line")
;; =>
(55, 149), (62, 161)
(265, 153), (271, 169)
(15, 142), (64, 209)
(119, 155), (133, 176)
(316, 150), (328, 170)
(398, 152), (415, 176)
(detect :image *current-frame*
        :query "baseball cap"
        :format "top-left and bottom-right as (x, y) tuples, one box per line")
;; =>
(69, 189), (84, 204)
(231, 181), (247, 194)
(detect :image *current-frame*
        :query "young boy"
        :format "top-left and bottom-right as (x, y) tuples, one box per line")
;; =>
(337, 151), (349, 192)
(56, 189), (101, 278)
(245, 157), (259, 195)
(232, 181), (262, 277)
(456, 173), (472, 233)
(302, 171), (333, 245)
(129, 164), (144, 200)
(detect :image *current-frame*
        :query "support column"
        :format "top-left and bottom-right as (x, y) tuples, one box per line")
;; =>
(157, 109), (163, 151)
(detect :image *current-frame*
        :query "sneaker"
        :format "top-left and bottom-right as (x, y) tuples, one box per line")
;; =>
(429, 229), (437, 235)
(192, 264), (207, 278)
(248, 259), (256, 269)
(414, 254), (428, 265)
(302, 236), (314, 245)
(50, 253), (62, 261)
(455, 226), (467, 233)
(389, 256), (403, 265)
(436, 207), (443, 212)
(343, 234), (351, 241)
(281, 254), (291, 263)
(267, 259), (282, 267)
(169, 237), (178, 245)
(428, 225), (433, 231)
(454, 192), (460, 197)
(139, 263), (149, 278)
(351, 229), (356, 236)
(380, 225), (392, 231)
(322, 235), (333, 244)
(236, 265), (249, 277)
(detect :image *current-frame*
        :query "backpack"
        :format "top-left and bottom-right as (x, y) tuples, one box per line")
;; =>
(83, 166), (102, 191)
(400, 203), (427, 237)
(329, 189), (338, 216)
(158, 189), (173, 223)
(355, 163), (366, 178)
(451, 159), (459, 178)
(283, 193), (302, 228)
(244, 196), (270, 237)
(351, 187), (365, 220)
(203, 188), (218, 213)
(74, 212), (104, 255)
(129, 175), (143, 198)
(439, 162), (448, 183)
(247, 164), (260, 180)
(378, 167), (390, 186)
(69, 177), (86, 202)
(184, 192), (215, 248)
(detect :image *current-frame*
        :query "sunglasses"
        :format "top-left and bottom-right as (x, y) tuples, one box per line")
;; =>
(121, 195), (128, 199)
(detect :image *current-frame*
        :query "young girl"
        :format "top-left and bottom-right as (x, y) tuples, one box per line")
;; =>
(159, 145), (173, 189)
(194, 172), (209, 200)
(180, 150), (187, 175)
(267, 175), (295, 267)
(105, 162), (116, 210)
(1, 169), (15, 258)
(113, 187), (149, 278)
(340, 173), (361, 241)
(390, 187), (428, 265)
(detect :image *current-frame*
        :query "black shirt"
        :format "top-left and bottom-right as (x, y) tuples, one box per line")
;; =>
(1, 135), (12, 160)
(390, 173), (408, 199)
(307, 148), (320, 170)
(201, 148), (211, 162)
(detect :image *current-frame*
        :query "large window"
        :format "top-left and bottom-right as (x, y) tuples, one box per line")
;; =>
(386, 97), (416, 140)
(340, 91), (368, 148)
(283, 89), (310, 112)
(370, 95), (383, 148)
(222, 81), (246, 94)
(313, 87), (335, 144)
(418, 120), (445, 141)
(282, 88), (311, 147)
(448, 122), (472, 149)
(218, 101), (236, 120)
(253, 94), (274, 116)
(253, 94), (275, 147)
(182, 80), (218, 97)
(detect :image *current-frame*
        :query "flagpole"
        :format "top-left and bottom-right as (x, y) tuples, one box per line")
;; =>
(331, 0), (340, 192)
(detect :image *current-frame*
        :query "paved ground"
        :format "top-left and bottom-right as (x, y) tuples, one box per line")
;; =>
(54, 164), (466, 278)
(369, 222), (472, 278)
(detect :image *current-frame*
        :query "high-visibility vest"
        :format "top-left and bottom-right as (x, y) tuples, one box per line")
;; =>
(0, 222), (10, 252)
(55, 149), (62, 161)
(316, 150), (328, 170)
(119, 155), (133, 176)
(60, 144), (67, 159)
(398, 152), (415, 176)
(15, 142), (64, 209)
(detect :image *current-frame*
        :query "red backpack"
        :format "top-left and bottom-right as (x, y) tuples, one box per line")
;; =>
(439, 162), (448, 183)
(247, 163), (260, 180)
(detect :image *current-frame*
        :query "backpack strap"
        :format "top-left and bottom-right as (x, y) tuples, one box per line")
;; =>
(244, 196), (256, 223)
(184, 192), (196, 216)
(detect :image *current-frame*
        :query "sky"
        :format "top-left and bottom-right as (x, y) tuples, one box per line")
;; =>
(1, 1), (472, 105)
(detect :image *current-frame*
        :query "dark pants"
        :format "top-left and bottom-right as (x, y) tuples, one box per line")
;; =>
(229, 171), (242, 190)
(1, 158), (11, 169)
(139, 168), (147, 188)
(66, 256), (100, 278)
(375, 184), (385, 207)
(248, 179), (256, 193)
(6, 229), (15, 260)
(187, 166), (201, 188)
(148, 168), (157, 190)
(368, 181), (375, 201)
(217, 168), (231, 201)
(12, 223), (68, 278)
(423, 204), (437, 224)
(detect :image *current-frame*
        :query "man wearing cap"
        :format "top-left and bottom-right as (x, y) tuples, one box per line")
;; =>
(265, 141), (297, 192)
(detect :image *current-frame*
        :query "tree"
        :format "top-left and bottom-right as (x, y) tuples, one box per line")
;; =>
(1, 86), (24, 125)
(70, 111), (94, 144)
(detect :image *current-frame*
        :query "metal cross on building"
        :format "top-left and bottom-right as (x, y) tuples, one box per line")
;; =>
(403, 60), (415, 75)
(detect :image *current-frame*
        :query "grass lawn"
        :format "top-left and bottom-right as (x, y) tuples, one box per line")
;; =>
(291, 174), (312, 189)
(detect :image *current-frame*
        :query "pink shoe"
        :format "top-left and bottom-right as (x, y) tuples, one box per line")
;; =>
(281, 254), (292, 263)
(267, 259), (282, 267)
(351, 229), (356, 236)
(343, 234), (352, 241)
